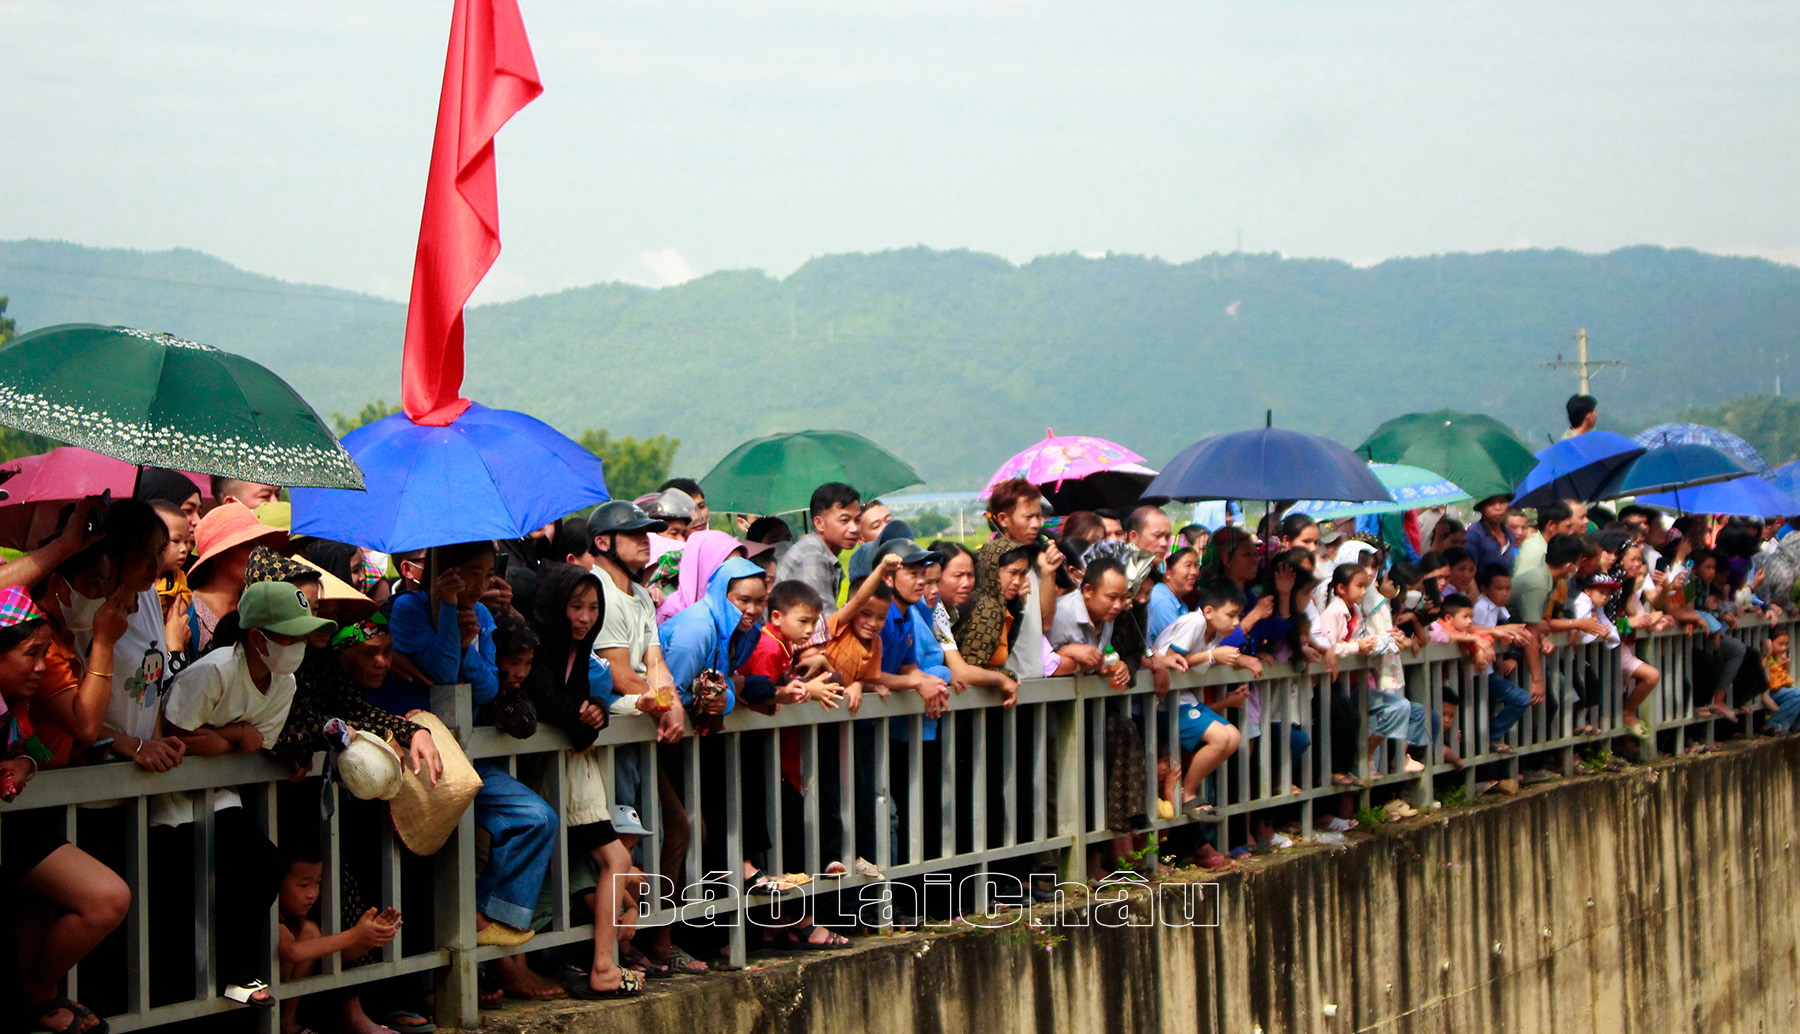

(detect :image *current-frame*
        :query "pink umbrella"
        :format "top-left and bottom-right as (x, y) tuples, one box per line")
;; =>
(0, 447), (207, 549)
(982, 429), (1147, 495)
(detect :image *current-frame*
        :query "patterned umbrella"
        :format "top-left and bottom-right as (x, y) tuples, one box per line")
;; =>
(983, 430), (1146, 494)
(0, 324), (363, 489)
(1290, 463), (1471, 520)
(1633, 423), (1771, 477)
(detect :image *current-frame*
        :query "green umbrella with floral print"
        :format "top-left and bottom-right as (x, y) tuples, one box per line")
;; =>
(0, 324), (364, 489)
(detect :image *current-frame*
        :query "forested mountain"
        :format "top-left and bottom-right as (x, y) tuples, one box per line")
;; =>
(3, 238), (1796, 487)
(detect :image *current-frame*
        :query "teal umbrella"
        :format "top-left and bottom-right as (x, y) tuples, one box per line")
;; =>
(0, 324), (363, 489)
(1289, 463), (1471, 520)
(700, 429), (923, 514)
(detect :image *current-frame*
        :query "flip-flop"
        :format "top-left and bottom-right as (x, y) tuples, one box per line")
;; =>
(620, 946), (670, 979)
(379, 1012), (436, 1033)
(564, 969), (645, 1000)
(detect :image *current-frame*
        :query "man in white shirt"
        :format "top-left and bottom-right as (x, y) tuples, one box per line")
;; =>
(1047, 558), (1131, 686)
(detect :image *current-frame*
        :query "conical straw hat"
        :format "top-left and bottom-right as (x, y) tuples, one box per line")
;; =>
(389, 711), (482, 856)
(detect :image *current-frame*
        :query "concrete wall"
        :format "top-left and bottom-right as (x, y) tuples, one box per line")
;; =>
(481, 738), (1800, 1034)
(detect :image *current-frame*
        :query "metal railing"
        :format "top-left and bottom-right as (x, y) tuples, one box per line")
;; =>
(3, 617), (1792, 1030)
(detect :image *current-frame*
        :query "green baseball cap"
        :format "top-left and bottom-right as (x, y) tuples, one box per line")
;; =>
(238, 580), (337, 638)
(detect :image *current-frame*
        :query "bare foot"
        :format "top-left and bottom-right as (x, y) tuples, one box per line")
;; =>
(1404, 756), (1426, 773)
(493, 955), (566, 1000)
(1194, 843), (1236, 871)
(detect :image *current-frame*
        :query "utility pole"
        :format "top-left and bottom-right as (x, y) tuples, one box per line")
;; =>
(1542, 328), (1625, 394)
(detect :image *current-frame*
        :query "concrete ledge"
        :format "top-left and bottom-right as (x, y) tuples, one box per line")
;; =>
(463, 735), (1800, 1034)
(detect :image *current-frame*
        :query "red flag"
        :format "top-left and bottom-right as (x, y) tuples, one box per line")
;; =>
(401, 0), (542, 426)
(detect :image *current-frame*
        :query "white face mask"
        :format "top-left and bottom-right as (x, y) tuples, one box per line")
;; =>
(61, 584), (105, 631)
(257, 635), (308, 675)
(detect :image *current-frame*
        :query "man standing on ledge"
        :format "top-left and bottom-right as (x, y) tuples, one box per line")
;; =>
(1562, 395), (1598, 439)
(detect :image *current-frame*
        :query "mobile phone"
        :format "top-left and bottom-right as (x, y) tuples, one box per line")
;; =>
(81, 738), (116, 765)
(494, 552), (510, 579)
(85, 489), (112, 536)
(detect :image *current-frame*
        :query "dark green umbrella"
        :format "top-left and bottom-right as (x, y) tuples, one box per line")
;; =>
(1357, 410), (1535, 503)
(0, 324), (363, 489)
(700, 429), (922, 514)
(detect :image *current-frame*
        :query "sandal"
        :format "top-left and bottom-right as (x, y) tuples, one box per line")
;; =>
(1487, 741), (1514, 754)
(1180, 796), (1222, 821)
(1330, 772), (1361, 787)
(620, 945), (670, 979)
(379, 1012), (436, 1033)
(564, 968), (645, 1000)
(222, 980), (275, 1008)
(28, 997), (107, 1034)
(746, 868), (797, 896)
(661, 946), (709, 976)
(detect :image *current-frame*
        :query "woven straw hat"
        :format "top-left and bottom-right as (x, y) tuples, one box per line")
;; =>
(389, 711), (482, 856)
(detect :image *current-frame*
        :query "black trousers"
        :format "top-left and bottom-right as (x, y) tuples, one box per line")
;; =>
(148, 806), (282, 1004)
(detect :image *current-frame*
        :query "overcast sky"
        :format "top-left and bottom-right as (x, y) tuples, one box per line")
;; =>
(4, 0), (1797, 302)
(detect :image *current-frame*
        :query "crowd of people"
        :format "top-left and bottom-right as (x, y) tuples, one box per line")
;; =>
(3, 394), (1798, 1034)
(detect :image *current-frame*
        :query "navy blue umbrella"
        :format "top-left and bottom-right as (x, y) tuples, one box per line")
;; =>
(1510, 431), (1644, 509)
(1144, 427), (1392, 503)
(1593, 444), (1753, 500)
(290, 402), (610, 553)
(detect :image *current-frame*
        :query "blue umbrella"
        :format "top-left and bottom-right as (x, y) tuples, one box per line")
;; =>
(1593, 444), (1753, 500)
(1145, 427), (1392, 503)
(1510, 431), (1644, 508)
(1639, 476), (1800, 518)
(1770, 460), (1800, 501)
(1633, 423), (1771, 477)
(290, 402), (610, 552)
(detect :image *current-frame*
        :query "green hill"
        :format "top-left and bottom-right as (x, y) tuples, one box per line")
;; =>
(3, 238), (1797, 488)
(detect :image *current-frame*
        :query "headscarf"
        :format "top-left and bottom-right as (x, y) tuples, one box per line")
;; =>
(245, 545), (316, 590)
(330, 611), (389, 650)
(1081, 539), (1157, 594)
(656, 530), (745, 623)
(1197, 526), (1253, 585)
(133, 468), (202, 508)
(0, 585), (46, 630)
(952, 535), (1034, 669)
(658, 556), (765, 691)
(1333, 540), (1378, 568)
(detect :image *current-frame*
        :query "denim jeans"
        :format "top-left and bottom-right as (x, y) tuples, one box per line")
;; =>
(1369, 689), (1429, 745)
(1771, 688), (1800, 732)
(1487, 672), (1533, 744)
(472, 763), (557, 929)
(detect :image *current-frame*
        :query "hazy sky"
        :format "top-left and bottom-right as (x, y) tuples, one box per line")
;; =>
(5, 0), (1797, 302)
